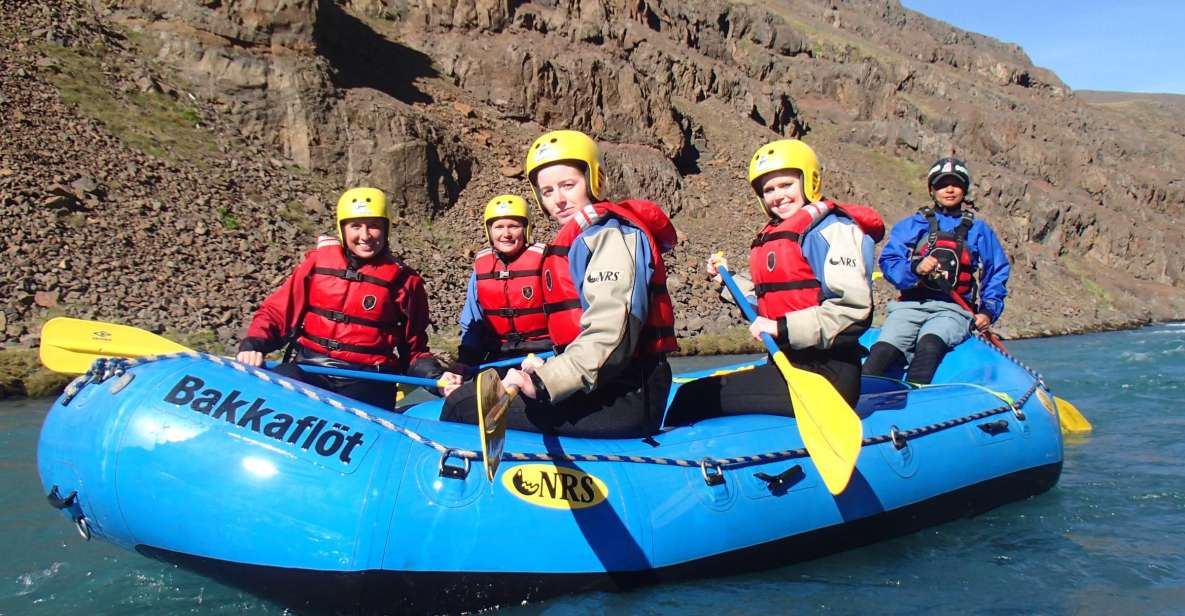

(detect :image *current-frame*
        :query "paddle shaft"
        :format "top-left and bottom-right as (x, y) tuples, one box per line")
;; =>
(944, 289), (1008, 352)
(716, 264), (863, 495)
(287, 351), (556, 389)
(717, 266), (782, 357)
(265, 361), (444, 389)
(470, 351), (554, 371)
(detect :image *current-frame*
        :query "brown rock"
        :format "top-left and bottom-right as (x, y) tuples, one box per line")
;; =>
(34, 290), (60, 308)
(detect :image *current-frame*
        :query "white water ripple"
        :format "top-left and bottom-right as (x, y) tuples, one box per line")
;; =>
(14, 561), (63, 597)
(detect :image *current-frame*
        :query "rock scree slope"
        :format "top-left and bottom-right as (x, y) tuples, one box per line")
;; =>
(2, 0), (1184, 360)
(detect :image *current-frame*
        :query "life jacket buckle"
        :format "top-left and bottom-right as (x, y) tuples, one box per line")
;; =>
(496, 271), (511, 280)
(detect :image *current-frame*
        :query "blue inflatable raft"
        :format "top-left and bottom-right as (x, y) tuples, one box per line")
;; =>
(37, 331), (1064, 614)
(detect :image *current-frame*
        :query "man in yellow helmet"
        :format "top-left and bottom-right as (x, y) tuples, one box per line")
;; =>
(442, 130), (679, 437)
(669, 139), (883, 423)
(452, 195), (552, 372)
(236, 187), (449, 409)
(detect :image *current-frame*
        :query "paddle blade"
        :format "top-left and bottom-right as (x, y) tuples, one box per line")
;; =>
(1056, 396), (1092, 433)
(40, 317), (193, 374)
(39, 342), (102, 375)
(475, 368), (511, 483)
(772, 352), (863, 495)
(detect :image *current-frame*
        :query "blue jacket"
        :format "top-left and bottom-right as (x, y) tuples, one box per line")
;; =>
(879, 207), (1010, 322)
(456, 270), (484, 354)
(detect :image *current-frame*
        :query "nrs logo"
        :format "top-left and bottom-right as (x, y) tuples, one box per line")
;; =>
(501, 464), (609, 510)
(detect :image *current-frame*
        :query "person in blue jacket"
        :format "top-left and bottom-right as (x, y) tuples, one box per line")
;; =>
(863, 157), (1010, 384)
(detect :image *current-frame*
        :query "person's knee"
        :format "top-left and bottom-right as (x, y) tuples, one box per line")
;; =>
(863, 341), (906, 376)
(905, 334), (950, 385)
(440, 382), (479, 424)
(916, 334), (949, 355)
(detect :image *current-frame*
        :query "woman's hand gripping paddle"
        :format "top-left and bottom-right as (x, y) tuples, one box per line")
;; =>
(716, 265), (862, 495)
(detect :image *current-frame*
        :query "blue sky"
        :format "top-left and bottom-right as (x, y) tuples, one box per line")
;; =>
(900, 1), (1185, 94)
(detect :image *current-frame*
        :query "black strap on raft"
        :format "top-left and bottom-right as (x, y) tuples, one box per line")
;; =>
(47, 485), (77, 509)
(977, 419), (1011, 435)
(753, 464), (805, 495)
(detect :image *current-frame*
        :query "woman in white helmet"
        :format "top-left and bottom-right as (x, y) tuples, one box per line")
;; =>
(441, 130), (679, 437)
(236, 187), (451, 409)
(452, 195), (553, 372)
(670, 139), (883, 423)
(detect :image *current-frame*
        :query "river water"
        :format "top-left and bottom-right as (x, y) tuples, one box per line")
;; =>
(3, 324), (1184, 615)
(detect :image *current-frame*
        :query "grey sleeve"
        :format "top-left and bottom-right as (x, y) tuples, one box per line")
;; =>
(535, 226), (642, 401)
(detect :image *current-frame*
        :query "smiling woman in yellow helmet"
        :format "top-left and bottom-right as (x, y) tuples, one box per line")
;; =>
(441, 129), (679, 437)
(236, 186), (450, 409)
(667, 139), (884, 424)
(448, 195), (552, 379)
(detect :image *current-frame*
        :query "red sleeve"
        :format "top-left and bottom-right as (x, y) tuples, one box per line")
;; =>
(398, 270), (434, 369)
(240, 251), (317, 354)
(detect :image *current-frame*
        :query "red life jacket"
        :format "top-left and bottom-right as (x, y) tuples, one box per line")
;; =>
(296, 243), (412, 367)
(474, 244), (551, 351)
(902, 206), (976, 302)
(749, 200), (884, 319)
(540, 200), (679, 356)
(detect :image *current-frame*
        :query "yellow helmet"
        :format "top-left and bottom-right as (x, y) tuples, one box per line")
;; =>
(747, 139), (822, 213)
(523, 129), (603, 208)
(482, 194), (532, 244)
(335, 187), (389, 243)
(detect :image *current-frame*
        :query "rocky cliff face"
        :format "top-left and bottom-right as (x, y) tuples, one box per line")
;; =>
(2, 0), (1183, 352)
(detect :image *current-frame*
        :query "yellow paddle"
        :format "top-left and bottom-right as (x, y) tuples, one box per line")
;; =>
(717, 265), (862, 495)
(39, 317), (191, 374)
(943, 290), (1092, 434)
(38, 317), (450, 390)
(475, 368), (513, 482)
(1055, 397), (1092, 433)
